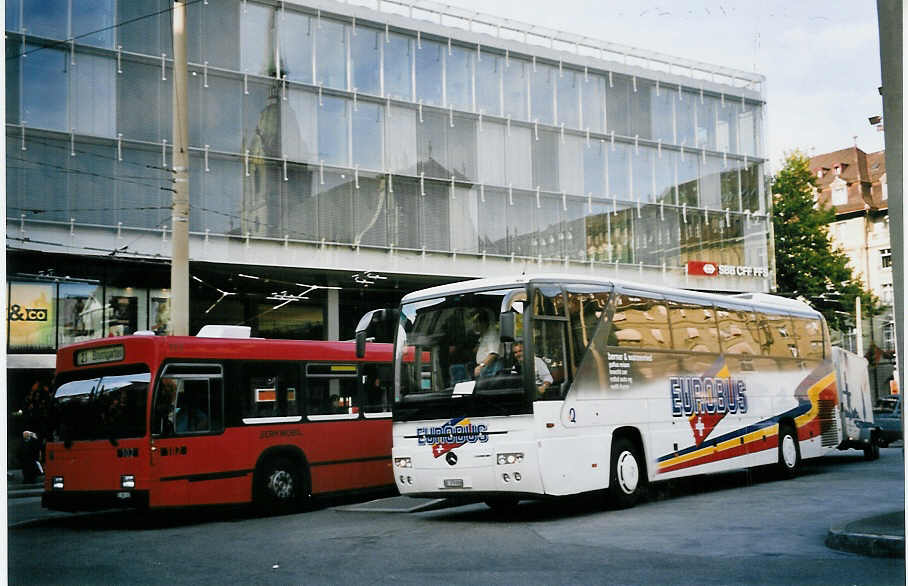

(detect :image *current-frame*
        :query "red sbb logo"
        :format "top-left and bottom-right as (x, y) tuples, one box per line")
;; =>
(687, 261), (719, 277)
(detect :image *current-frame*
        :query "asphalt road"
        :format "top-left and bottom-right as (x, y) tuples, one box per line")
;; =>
(8, 448), (905, 585)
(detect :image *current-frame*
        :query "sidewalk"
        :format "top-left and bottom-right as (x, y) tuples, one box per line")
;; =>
(6, 469), (45, 499)
(827, 510), (905, 558)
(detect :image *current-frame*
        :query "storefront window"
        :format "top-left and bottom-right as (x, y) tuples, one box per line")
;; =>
(106, 287), (148, 337)
(59, 282), (104, 346)
(149, 290), (171, 335)
(8, 282), (56, 353)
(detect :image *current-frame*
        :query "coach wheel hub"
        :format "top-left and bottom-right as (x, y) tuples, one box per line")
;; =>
(781, 434), (798, 469)
(616, 450), (640, 495)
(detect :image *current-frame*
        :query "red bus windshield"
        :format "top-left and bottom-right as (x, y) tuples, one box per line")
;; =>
(54, 368), (150, 443)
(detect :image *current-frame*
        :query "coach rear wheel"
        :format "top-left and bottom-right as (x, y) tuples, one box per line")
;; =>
(608, 437), (645, 509)
(777, 425), (801, 478)
(256, 456), (309, 515)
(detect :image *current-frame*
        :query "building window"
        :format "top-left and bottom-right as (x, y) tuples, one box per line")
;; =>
(881, 283), (893, 306)
(882, 322), (896, 352)
(831, 181), (847, 206)
(881, 173), (888, 200)
(881, 248), (892, 269)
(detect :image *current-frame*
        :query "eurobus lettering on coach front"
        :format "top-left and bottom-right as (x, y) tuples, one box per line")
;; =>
(357, 274), (843, 511)
(42, 325), (394, 514)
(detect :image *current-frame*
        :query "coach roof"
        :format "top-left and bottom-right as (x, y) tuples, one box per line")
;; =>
(399, 274), (821, 319)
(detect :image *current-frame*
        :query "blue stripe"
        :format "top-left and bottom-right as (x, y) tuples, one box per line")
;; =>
(657, 401), (812, 463)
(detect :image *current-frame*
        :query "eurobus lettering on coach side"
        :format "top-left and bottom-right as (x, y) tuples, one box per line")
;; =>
(360, 274), (845, 511)
(42, 326), (395, 514)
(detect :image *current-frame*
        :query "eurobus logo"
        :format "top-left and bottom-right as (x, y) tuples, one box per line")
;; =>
(417, 417), (489, 458)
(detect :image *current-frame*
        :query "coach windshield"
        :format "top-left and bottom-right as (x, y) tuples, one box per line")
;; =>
(394, 288), (530, 418)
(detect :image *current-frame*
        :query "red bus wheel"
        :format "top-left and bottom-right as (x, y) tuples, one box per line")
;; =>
(257, 456), (306, 515)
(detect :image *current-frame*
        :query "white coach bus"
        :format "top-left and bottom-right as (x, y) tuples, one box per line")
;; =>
(359, 274), (842, 510)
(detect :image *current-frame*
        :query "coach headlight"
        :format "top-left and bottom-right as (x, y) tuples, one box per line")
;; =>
(496, 452), (524, 465)
(121, 474), (136, 489)
(52, 476), (64, 490)
(394, 457), (412, 468)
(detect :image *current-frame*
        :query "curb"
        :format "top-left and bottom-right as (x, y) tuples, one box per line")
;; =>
(826, 514), (905, 558)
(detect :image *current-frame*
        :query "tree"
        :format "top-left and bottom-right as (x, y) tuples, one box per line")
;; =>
(771, 151), (878, 331)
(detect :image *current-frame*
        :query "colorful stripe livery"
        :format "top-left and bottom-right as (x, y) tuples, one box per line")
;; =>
(658, 361), (837, 474)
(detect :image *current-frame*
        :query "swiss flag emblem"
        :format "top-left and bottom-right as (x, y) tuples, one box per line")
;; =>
(689, 412), (726, 446)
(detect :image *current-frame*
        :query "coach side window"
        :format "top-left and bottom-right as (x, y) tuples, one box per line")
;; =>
(757, 312), (798, 358)
(790, 317), (825, 360)
(306, 364), (361, 419)
(716, 306), (761, 355)
(611, 294), (671, 349)
(566, 286), (611, 371)
(667, 300), (720, 353)
(239, 362), (300, 423)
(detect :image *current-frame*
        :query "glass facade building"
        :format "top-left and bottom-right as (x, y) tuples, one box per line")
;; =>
(6, 0), (772, 354)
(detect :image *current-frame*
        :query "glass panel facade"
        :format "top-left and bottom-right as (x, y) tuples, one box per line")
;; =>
(476, 51), (502, 116)
(352, 26), (381, 95)
(446, 43), (474, 112)
(242, 2), (275, 77)
(384, 32), (413, 101)
(415, 39), (443, 106)
(316, 18), (347, 90)
(531, 63), (556, 125)
(503, 58), (529, 121)
(22, 44), (67, 132)
(582, 74), (605, 134)
(72, 51), (115, 137)
(279, 9), (313, 83)
(6, 0), (768, 280)
(558, 69), (580, 130)
(72, 0), (114, 49)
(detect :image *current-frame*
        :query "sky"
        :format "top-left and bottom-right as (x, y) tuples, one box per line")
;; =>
(430, 0), (884, 171)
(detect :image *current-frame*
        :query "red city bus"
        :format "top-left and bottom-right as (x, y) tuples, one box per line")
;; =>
(42, 330), (394, 514)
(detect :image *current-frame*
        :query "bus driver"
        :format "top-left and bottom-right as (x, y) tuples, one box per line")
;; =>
(512, 341), (553, 396)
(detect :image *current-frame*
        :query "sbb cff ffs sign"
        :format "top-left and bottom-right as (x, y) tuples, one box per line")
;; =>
(687, 261), (768, 278)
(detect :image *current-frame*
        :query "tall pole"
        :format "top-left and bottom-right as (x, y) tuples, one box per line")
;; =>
(171, 0), (190, 335)
(855, 294), (863, 356)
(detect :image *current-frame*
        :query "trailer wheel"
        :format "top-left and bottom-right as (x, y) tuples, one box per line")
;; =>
(608, 437), (645, 509)
(256, 456), (309, 515)
(777, 425), (801, 478)
(864, 437), (880, 461)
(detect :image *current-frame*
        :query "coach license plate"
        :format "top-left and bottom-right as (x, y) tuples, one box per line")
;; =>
(443, 478), (464, 489)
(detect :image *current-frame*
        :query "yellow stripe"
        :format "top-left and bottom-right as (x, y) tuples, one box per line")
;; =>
(794, 371), (836, 428)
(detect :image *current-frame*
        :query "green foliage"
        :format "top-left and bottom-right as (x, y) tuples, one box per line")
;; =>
(771, 151), (879, 331)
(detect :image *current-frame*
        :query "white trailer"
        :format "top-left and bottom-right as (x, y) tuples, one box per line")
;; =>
(832, 346), (881, 460)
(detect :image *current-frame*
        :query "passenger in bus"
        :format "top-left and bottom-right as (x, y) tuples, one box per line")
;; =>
(175, 392), (209, 433)
(471, 310), (502, 377)
(512, 342), (553, 396)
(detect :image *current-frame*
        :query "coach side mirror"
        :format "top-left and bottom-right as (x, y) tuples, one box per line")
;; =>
(499, 312), (515, 343)
(355, 308), (395, 358)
